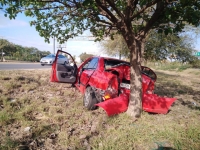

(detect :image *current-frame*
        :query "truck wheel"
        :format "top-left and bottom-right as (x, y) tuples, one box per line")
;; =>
(83, 86), (97, 110)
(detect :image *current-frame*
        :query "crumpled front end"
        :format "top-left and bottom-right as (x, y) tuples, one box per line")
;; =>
(96, 66), (177, 116)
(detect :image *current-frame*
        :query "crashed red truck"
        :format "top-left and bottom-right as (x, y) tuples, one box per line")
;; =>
(51, 50), (177, 116)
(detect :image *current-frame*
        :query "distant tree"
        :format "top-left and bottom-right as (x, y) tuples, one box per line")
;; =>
(144, 30), (196, 63)
(101, 28), (197, 63)
(101, 34), (129, 60)
(40, 51), (51, 57)
(0, 39), (9, 50)
(0, 39), (16, 60)
(79, 52), (94, 62)
(0, 38), (50, 61)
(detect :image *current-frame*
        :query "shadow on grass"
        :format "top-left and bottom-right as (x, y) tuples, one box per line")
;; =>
(154, 72), (200, 111)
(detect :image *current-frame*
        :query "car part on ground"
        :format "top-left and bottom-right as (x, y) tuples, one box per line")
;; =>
(96, 93), (129, 116)
(96, 92), (177, 116)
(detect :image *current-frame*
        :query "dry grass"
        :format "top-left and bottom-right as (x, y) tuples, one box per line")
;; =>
(0, 68), (200, 150)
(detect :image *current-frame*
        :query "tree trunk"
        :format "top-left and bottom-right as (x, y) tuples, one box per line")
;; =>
(119, 20), (145, 120)
(126, 37), (144, 120)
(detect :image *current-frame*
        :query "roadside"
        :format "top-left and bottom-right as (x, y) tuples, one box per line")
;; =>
(0, 62), (50, 71)
(0, 60), (40, 64)
(155, 68), (200, 91)
(0, 68), (200, 150)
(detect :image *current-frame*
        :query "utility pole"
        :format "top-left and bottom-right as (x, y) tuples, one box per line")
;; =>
(53, 36), (55, 54)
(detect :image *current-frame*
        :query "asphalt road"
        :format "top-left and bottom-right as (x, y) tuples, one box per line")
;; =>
(0, 62), (52, 70)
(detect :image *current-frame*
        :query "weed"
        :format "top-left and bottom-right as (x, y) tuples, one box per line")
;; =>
(178, 64), (190, 71)
(0, 136), (19, 149)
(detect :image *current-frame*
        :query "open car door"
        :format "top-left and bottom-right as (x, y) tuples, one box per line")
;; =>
(51, 50), (78, 84)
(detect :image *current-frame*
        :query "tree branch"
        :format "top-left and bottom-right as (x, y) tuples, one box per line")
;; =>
(105, 0), (124, 19)
(139, 1), (165, 38)
(124, 0), (138, 22)
(95, 0), (118, 24)
(130, 0), (162, 20)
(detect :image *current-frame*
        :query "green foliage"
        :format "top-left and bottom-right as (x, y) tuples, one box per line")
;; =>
(0, 38), (51, 61)
(0, 110), (12, 125)
(189, 58), (200, 68)
(178, 65), (191, 71)
(79, 52), (94, 62)
(101, 29), (197, 63)
(0, 39), (11, 50)
(1, 0), (200, 44)
(147, 61), (199, 71)
(159, 62), (183, 71)
(144, 30), (196, 63)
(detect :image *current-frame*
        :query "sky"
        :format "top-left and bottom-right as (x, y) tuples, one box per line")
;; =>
(0, 12), (107, 62)
(0, 11), (200, 61)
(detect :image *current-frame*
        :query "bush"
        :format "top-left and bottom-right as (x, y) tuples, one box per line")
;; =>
(189, 59), (200, 68)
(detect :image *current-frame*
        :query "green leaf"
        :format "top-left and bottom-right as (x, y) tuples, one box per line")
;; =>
(82, 0), (91, 6)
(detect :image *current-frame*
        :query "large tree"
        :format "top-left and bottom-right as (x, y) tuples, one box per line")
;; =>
(1, 0), (200, 120)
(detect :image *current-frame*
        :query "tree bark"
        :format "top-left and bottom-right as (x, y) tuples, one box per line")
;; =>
(122, 33), (144, 120)
(118, 19), (145, 120)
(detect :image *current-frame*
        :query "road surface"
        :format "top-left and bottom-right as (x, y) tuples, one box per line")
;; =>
(0, 62), (52, 70)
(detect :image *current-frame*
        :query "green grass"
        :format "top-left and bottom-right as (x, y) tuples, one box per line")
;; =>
(0, 69), (200, 149)
(146, 61), (192, 71)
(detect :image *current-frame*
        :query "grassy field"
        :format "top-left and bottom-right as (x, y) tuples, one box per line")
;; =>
(0, 66), (200, 150)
